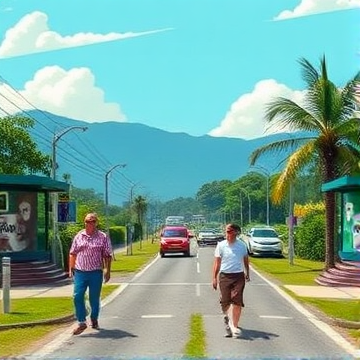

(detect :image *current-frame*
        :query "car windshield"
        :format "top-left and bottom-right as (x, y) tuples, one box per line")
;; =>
(163, 229), (187, 237)
(252, 229), (278, 238)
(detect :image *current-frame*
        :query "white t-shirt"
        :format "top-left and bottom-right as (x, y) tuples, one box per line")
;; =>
(214, 239), (248, 273)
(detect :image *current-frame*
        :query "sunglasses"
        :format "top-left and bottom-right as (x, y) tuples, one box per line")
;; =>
(85, 220), (96, 224)
(226, 229), (235, 233)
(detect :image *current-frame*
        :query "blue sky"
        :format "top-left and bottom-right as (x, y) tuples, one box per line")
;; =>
(0, 0), (359, 140)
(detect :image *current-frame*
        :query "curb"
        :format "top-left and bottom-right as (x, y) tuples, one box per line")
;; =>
(0, 283), (126, 331)
(0, 314), (75, 331)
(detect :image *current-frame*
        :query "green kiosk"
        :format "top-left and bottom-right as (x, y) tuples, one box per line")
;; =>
(322, 175), (360, 262)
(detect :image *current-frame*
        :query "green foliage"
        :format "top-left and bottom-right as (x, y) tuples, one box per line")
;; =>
(295, 212), (326, 261)
(109, 226), (126, 246)
(59, 223), (82, 270)
(0, 115), (51, 175)
(273, 224), (289, 249)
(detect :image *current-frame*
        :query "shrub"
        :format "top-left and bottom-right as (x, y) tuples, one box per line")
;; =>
(295, 211), (325, 261)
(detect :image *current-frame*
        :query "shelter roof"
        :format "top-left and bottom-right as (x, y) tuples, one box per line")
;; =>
(321, 176), (360, 193)
(0, 174), (69, 192)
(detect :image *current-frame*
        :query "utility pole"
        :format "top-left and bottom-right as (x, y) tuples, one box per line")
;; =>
(288, 182), (295, 265)
(250, 165), (270, 226)
(51, 126), (87, 265)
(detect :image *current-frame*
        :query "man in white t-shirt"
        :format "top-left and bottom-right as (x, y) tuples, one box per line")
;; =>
(212, 223), (250, 338)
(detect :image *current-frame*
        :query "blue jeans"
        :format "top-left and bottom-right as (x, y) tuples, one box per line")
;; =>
(73, 269), (103, 323)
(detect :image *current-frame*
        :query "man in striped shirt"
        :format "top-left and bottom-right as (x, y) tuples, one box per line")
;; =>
(69, 212), (113, 335)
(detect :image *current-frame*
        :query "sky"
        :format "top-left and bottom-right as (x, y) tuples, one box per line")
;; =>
(0, 0), (359, 141)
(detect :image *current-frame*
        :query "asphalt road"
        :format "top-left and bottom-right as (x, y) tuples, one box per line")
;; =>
(26, 246), (358, 360)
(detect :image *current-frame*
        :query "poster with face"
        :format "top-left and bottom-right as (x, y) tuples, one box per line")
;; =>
(0, 192), (37, 252)
(0, 214), (28, 251)
(342, 193), (360, 253)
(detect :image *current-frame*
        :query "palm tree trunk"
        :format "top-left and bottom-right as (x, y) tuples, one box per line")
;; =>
(324, 191), (336, 270)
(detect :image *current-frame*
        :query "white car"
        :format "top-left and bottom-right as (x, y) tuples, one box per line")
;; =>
(243, 227), (283, 257)
(197, 229), (225, 246)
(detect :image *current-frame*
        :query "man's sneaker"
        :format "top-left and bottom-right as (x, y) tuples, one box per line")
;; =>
(91, 319), (99, 330)
(223, 315), (232, 338)
(232, 326), (242, 338)
(72, 322), (87, 335)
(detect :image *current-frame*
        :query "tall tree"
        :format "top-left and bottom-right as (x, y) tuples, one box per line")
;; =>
(250, 56), (360, 270)
(133, 195), (148, 240)
(0, 115), (51, 175)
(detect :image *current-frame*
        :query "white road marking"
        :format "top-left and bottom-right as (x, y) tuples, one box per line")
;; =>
(197, 261), (200, 273)
(141, 314), (173, 318)
(129, 282), (210, 286)
(259, 315), (293, 319)
(196, 283), (201, 296)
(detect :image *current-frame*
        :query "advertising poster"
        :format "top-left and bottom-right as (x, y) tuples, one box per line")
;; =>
(58, 201), (76, 223)
(0, 192), (37, 252)
(342, 192), (360, 254)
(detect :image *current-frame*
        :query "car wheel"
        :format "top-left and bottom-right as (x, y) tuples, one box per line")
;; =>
(184, 251), (190, 257)
(160, 252), (165, 258)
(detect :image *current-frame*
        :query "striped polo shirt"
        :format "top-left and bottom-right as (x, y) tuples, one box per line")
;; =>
(70, 229), (112, 271)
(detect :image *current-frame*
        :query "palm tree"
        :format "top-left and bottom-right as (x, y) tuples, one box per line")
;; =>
(250, 55), (360, 270)
(133, 195), (148, 242)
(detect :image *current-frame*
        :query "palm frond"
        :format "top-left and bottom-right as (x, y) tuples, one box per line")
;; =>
(265, 98), (321, 133)
(272, 141), (316, 203)
(249, 135), (314, 166)
(298, 57), (319, 86)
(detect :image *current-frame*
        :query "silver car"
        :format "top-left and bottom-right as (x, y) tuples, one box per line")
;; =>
(243, 227), (283, 256)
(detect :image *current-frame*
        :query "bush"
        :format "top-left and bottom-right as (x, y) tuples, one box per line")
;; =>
(109, 226), (126, 246)
(295, 212), (325, 261)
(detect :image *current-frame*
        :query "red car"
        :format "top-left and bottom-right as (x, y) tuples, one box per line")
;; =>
(159, 226), (193, 257)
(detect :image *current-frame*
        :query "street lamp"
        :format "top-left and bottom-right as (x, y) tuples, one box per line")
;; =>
(51, 126), (88, 265)
(250, 165), (270, 226)
(52, 126), (88, 180)
(239, 188), (251, 224)
(105, 163), (127, 240)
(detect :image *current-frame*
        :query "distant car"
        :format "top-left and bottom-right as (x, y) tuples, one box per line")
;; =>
(243, 227), (283, 257)
(198, 228), (225, 246)
(159, 226), (193, 257)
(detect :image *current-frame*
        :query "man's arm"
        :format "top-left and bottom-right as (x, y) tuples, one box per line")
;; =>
(103, 256), (112, 283)
(68, 254), (76, 278)
(243, 255), (250, 281)
(212, 257), (221, 290)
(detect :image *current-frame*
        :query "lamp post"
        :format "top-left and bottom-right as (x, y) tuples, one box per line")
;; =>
(239, 188), (251, 224)
(251, 165), (270, 226)
(51, 126), (88, 265)
(288, 182), (295, 265)
(105, 164), (127, 259)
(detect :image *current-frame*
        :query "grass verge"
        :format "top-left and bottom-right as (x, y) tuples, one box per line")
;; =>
(184, 313), (206, 358)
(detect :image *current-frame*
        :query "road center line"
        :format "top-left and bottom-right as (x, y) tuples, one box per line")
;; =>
(141, 315), (173, 318)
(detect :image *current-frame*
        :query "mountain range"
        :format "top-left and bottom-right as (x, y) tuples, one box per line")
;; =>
(27, 110), (292, 204)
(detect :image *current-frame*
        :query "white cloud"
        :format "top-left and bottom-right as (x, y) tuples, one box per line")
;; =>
(274, 0), (360, 20)
(0, 65), (126, 122)
(0, 11), (173, 58)
(208, 79), (305, 140)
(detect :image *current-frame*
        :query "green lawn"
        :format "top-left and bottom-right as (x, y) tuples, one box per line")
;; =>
(250, 256), (324, 285)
